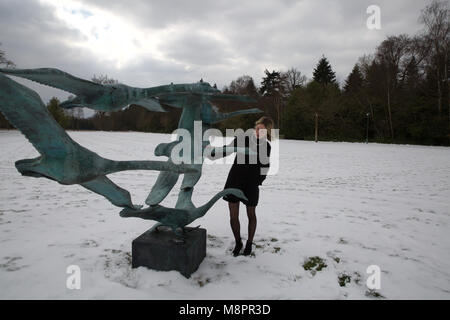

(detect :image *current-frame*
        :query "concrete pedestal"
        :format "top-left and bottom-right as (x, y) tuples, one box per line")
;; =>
(132, 226), (206, 278)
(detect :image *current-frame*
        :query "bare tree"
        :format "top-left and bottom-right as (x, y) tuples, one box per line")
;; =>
(282, 67), (307, 93)
(92, 74), (119, 85)
(375, 34), (412, 140)
(229, 75), (251, 93)
(0, 43), (15, 68)
(74, 107), (84, 119)
(284, 68), (307, 92)
(419, 0), (450, 120)
(91, 74), (119, 119)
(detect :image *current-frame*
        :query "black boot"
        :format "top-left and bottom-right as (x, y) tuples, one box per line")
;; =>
(232, 239), (243, 257)
(243, 241), (253, 256)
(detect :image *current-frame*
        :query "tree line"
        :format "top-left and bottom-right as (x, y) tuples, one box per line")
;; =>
(221, 1), (450, 146)
(0, 1), (449, 146)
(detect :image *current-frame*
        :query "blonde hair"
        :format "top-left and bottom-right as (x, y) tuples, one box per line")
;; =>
(255, 116), (274, 141)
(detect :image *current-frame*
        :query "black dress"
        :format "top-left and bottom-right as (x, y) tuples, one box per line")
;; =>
(222, 133), (271, 207)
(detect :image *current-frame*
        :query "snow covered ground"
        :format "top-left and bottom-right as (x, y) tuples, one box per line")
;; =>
(0, 130), (449, 299)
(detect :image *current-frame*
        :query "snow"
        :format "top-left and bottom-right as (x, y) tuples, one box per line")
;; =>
(0, 130), (449, 299)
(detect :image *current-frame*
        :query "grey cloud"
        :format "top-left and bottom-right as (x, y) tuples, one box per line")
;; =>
(0, 0), (431, 103)
(79, 0), (231, 29)
(158, 31), (235, 66)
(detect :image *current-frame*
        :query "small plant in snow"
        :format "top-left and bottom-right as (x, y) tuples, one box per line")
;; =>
(338, 273), (352, 287)
(303, 256), (327, 275)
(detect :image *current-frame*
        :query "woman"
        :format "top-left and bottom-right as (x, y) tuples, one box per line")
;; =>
(222, 116), (274, 256)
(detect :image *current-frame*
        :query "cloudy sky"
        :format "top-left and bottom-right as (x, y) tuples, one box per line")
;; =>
(0, 0), (430, 103)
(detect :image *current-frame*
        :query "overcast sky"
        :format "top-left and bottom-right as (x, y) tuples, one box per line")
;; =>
(0, 0), (430, 103)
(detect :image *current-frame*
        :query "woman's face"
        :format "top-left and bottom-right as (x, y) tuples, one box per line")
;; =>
(255, 123), (267, 139)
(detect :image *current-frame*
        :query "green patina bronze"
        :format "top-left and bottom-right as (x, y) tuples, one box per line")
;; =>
(0, 67), (262, 236)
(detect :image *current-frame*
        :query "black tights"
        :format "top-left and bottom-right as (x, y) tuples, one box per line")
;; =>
(228, 202), (257, 244)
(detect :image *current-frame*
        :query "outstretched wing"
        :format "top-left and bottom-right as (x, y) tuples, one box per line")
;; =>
(201, 101), (263, 124)
(121, 189), (248, 227)
(0, 68), (104, 97)
(145, 171), (179, 205)
(119, 204), (187, 223)
(193, 188), (248, 220)
(81, 175), (135, 208)
(207, 93), (257, 104)
(158, 92), (199, 109)
(129, 99), (168, 113)
(0, 73), (76, 157)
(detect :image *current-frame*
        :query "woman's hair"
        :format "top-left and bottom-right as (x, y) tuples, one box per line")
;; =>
(255, 116), (274, 141)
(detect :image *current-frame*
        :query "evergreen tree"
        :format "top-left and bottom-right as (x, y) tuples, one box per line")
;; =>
(344, 64), (364, 93)
(313, 55), (336, 85)
(281, 81), (341, 141)
(47, 98), (70, 128)
(260, 69), (287, 129)
(260, 69), (284, 96)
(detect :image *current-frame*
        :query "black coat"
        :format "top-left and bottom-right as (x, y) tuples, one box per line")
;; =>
(223, 133), (271, 188)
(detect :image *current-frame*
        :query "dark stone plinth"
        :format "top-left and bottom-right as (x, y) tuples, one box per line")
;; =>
(132, 226), (206, 278)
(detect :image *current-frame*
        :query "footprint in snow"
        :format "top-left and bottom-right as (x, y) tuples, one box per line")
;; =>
(80, 239), (99, 248)
(0, 256), (28, 272)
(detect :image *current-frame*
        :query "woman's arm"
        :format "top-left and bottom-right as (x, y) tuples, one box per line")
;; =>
(205, 135), (237, 159)
(205, 133), (258, 160)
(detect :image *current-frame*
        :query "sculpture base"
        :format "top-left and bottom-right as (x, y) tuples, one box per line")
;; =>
(132, 226), (206, 278)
